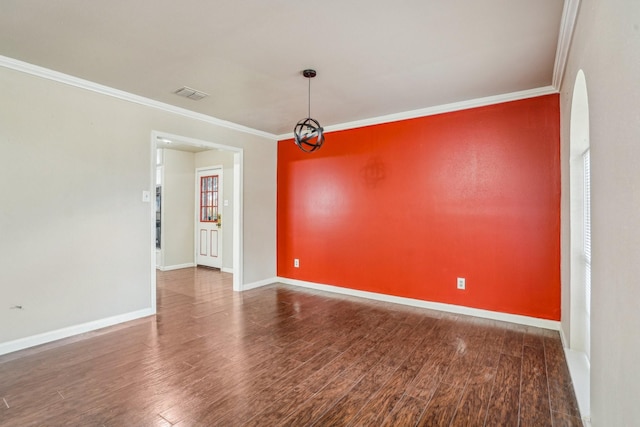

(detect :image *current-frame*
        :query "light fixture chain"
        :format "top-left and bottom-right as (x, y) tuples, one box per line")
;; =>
(308, 77), (311, 118)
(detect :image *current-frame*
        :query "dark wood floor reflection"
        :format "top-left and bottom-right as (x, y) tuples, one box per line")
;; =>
(0, 267), (583, 426)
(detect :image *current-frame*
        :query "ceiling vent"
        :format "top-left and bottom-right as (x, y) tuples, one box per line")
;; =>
(174, 86), (208, 101)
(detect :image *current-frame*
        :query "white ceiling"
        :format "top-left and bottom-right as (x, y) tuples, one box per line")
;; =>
(0, 0), (568, 137)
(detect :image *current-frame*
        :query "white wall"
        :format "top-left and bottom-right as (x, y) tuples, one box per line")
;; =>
(559, 0), (640, 424)
(196, 150), (235, 271)
(162, 149), (195, 268)
(0, 64), (276, 350)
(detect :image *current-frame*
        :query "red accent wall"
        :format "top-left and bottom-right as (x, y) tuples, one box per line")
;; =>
(277, 94), (560, 320)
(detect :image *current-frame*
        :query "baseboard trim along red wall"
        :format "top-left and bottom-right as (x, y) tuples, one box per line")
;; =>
(277, 94), (560, 320)
(277, 277), (561, 330)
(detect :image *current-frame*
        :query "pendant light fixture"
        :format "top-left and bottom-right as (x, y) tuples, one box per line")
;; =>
(294, 69), (325, 153)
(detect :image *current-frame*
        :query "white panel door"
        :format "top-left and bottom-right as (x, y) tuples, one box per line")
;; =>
(196, 168), (223, 268)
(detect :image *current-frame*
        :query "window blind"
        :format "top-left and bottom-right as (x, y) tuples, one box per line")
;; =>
(584, 149), (591, 314)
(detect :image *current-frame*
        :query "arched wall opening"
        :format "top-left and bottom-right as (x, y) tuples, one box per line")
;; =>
(567, 68), (591, 420)
(569, 69), (591, 359)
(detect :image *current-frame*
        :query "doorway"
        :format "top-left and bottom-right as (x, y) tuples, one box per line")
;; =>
(149, 131), (244, 313)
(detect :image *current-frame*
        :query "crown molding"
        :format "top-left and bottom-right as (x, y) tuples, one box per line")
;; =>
(1, 53), (565, 144)
(0, 55), (277, 141)
(552, 0), (581, 89)
(277, 85), (558, 140)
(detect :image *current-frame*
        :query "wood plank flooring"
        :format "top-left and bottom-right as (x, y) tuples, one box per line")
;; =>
(0, 267), (583, 426)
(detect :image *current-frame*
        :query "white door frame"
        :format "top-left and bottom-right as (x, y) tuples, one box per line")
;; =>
(149, 131), (244, 313)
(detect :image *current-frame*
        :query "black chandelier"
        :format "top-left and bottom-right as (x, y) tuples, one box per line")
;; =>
(294, 69), (325, 153)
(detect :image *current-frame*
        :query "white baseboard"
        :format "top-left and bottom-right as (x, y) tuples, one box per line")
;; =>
(0, 308), (155, 357)
(242, 276), (278, 291)
(563, 348), (590, 425)
(550, 317), (591, 425)
(157, 263), (195, 271)
(559, 326), (568, 348)
(222, 267), (234, 274)
(560, 327), (591, 424)
(277, 277), (561, 331)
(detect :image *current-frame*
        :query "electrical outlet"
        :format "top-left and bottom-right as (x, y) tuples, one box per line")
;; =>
(294, 259), (300, 268)
(457, 277), (466, 290)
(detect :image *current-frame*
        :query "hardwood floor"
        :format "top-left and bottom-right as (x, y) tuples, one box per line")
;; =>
(0, 267), (583, 426)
